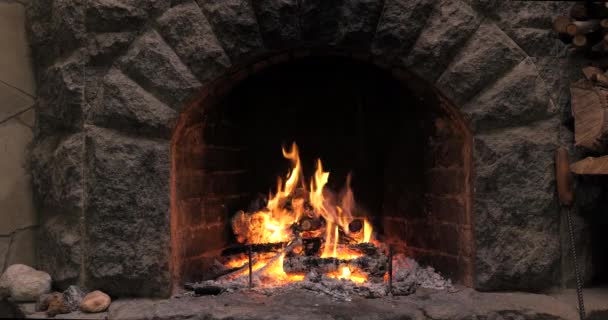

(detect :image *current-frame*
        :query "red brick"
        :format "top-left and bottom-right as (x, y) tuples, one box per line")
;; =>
(429, 139), (465, 168)
(427, 195), (467, 224)
(426, 168), (465, 195)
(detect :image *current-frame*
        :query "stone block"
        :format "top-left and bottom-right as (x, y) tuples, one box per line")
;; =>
(157, 2), (231, 82)
(36, 50), (85, 133)
(197, 0), (265, 62)
(436, 23), (527, 105)
(372, 0), (436, 63)
(0, 120), (35, 235)
(37, 215), (82, 291)
(89, 68), (178, 138)
(473, 118), (560, 291)
(84, 126), (171, 297)
(0, 2), (36, 95)
(85, 0), (155, 32)
(88, 32), (137, 65)
(462, 58), (557, 132)
(252, 0), (300, 49)
(299, 0), (383, 48)
(31, 133), (84, 218)
(404, 0), (480, 82)
(118, 30), (201, 110)
(27, 0), (86, 70)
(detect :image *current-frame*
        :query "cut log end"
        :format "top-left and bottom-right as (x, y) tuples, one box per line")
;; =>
(571, 155), (608, 175)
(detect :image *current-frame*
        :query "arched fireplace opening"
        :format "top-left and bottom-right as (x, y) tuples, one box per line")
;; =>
(171, 55), (473, 290)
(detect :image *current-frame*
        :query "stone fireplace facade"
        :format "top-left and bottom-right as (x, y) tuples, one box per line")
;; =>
(27, 0), (570, 297)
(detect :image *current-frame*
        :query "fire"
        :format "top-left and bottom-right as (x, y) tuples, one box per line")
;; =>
(226, 143), (376, 285)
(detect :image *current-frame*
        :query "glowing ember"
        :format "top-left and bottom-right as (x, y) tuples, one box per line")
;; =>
(226, 143), (379, 285)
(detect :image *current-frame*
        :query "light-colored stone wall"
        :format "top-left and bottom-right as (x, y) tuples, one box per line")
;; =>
(0, 0), (37, 272)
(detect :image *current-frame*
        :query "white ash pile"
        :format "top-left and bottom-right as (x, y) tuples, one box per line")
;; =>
(184, 254), (453, 302)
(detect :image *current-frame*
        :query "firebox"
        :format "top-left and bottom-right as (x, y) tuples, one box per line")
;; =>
(171, 56), (473, 289)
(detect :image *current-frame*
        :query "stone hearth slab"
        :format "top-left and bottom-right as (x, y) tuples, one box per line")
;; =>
(10, 287), (608, 319)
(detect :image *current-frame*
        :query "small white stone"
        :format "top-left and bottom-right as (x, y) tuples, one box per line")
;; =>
(0, 264), (51, 302)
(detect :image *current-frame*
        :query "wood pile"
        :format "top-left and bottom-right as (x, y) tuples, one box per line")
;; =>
(555, 2), (608, 174)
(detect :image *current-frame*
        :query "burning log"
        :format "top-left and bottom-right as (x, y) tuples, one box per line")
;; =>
(283, 243), (388, 281)
(221, 242), (286, 256)
(570, 79), (608, 152)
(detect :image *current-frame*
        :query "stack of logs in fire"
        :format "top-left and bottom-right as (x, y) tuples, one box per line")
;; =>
(183, 188), (452, 300)
(182, 144), (453, 300)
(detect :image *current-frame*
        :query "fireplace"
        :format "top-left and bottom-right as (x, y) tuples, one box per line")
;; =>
(172, 56), (473, 288)
(29, 0), (567, 299)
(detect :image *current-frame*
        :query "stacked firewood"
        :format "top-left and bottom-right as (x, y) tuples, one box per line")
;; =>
(554, 2), (608, 54)
(554, 2), (608, 174)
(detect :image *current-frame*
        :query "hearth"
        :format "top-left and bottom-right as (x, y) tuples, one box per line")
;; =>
(171, 57), (473, 292)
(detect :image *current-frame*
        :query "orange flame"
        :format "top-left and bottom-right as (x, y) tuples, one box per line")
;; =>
(227, 143), (375, 285)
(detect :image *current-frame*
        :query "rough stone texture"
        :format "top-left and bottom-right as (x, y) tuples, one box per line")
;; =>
(63, 285), (86, 312)
(35, 50), (85, 133)
(26, 0), (86, 71)
(372, 0), (437, 64)
(118, 30), (202, 110)
(107, 288), (582, 320)
(37, 215), (82, 291)
(84, 126), (171, 297)
(89, 68), (178, 138)
(490, 1), (570, 57)
(404, 0), (480, 82)
(80, 291), (111, 313)
(252, 0), (300, 49)
(474, 119), (560, 291)
(85, 0), (169, 32)
(31, 133), (84, 217)
(157, 2), (231, 83)
(88, 32), (137, 65)
(436, 23), (527, 105)
(299, 0), (384, 48)
(45, 292), (70, 317)
(462, 58), (557, 132)
(0, 264), (51, 302)
(197, 0), (265, 62)
(335, 0), (385, 49)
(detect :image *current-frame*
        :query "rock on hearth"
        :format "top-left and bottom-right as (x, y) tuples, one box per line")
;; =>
(46, 292), (70, 317)
(80, 290), (111, 313)
(0, 264), (52, 302)
(63, 285), (86, 311)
